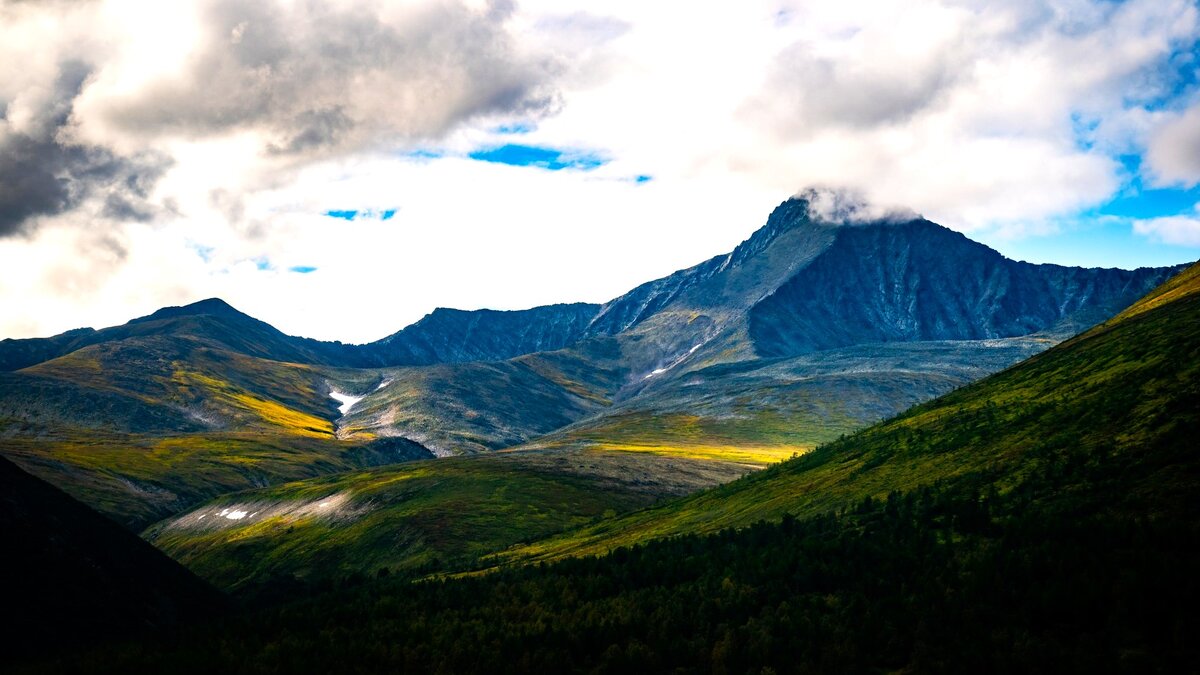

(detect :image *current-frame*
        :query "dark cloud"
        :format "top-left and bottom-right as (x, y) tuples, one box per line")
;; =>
(0, 60), (169, 237)
(94, 0), (561, 157)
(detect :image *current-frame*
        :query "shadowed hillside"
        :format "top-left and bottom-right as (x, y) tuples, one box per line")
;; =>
(0, 457), (225, 665)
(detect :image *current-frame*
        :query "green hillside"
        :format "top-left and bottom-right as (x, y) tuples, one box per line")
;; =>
(145, 449), (751, 591)
(0, 335), (432, 529)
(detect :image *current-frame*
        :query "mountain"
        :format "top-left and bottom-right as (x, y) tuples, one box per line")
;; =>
(0, 456), (224, 665)
(0, 298), (362, 370)
(369, 303), (601, 365)
(0, 191), (1184, 534)
(43, 258), (1200, 675)
(0, 323), (434, 528)
(0, 299), (604, 372)
(499, 259), (1200, 563)
(330, 194), (1179, 457)
(145, 257), (1196, 592)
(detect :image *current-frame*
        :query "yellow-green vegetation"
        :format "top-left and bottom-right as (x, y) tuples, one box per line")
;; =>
(145, 450), (750, 591)
(0, 432), (416, 529)
(493, 261), (1200, 565)
(171, 370), (333, 437)
(0, 335), (442, 529)
(1100, 256), (1200, 325)
(587, 442), (806, 466)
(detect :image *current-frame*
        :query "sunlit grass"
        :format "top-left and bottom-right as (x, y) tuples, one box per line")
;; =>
(591, 442), (809, 466)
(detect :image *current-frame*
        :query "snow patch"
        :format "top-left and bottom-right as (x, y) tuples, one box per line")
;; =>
(167, 491), (364, 533)
(329, 390), (364, 416)
(375, 379), (393, 391)
(643, 343), (705, 380)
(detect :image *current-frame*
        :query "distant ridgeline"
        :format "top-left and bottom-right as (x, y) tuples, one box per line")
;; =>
(0, 194), (1181, 373)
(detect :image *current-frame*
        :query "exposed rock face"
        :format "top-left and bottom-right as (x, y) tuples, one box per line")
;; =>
(370, 303), (601, 366)
(583, 198), (824, 338)
(747, 217), (1180, 357)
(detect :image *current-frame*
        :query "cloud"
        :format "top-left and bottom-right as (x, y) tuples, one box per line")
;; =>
(1133, 213), (1200, 246)
(1146, 104), (1200, 186)
(796, 186), (919, 225)
(71, 0), (562, 158)
(747, 6), (965, 136)
(0, 60), (169, 236)
(734, 0), (1200, 229)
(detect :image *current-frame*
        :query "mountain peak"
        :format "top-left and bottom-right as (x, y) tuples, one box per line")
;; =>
(791, 186), (922, 226)
(132, 298), (248, 324)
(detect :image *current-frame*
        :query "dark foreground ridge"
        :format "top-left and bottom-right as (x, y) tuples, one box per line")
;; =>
(0, 457), (225, 664)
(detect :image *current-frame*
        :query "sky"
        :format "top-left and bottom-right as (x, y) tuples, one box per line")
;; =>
(2, 0), (1200, 343)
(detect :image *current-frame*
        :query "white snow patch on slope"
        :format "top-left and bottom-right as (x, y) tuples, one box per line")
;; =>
(165, 492), (363, 533)
(643, 343), (705, 380)
(219, 508), (248, 520)
(375, 379), (393, 391)
(329, 390), (364, 416)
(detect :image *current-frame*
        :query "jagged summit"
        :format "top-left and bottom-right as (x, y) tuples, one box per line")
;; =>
(791, 186), (923, 226)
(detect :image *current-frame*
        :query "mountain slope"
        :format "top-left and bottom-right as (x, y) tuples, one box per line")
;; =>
(144, 449), (749, 591)
(369, 303), (601, 366)
(0, 456), (225, 664)
(497, 260), (1200, 564)
(518, 335), (1052, 459)
(748, 220), (1167, 356)
(0, 334), (434, 529)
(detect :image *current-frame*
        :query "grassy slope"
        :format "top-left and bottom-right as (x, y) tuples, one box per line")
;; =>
(522, 336), (1050, 467)
(0, 337), (431, 529)
(146, 449), (751, 591)
(496, 261), (1200, 564)
(140, 335), (1056, 589)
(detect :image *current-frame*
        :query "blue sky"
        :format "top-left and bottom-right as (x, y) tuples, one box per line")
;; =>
(1, 1), (1199, 341)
